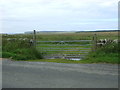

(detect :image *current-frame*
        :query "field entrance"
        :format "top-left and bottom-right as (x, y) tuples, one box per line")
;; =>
(36, 39), (92, 60)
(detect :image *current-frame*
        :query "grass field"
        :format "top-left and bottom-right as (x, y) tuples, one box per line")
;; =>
(35, 31), (118, 41)
(3, 31), (118, 40)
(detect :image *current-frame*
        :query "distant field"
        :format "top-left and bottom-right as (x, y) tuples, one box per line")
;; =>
(36, 31), (118, 41)
(2, 31), (118, 41)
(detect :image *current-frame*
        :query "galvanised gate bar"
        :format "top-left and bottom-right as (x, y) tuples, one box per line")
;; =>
(36, 40), (92, 60)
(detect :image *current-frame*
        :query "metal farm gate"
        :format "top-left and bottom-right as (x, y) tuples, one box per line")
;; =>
(36, 40), (92, 60)
(33, 30), (93, 60)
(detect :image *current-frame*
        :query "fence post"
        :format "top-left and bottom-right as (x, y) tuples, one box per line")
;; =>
(92, 34), (97, 52)
(33, 30), (36, 47)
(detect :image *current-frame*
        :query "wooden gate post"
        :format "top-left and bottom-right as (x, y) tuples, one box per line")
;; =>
(33, 30), (36, 47)
(92, 34), (97, 52)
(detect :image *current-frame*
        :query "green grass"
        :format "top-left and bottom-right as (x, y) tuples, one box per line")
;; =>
(81, 43), (119, 64)
(81, 52), (118, 64)
(14, 53), (118, 64)
(2, 40), (43, 60)
(12, 54), (118, 64)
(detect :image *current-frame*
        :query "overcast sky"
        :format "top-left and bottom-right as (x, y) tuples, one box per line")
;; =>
(0, 0), (118, 33)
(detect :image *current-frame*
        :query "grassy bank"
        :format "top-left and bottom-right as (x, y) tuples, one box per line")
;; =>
(81, 43), (119, 64)
(2, 39), (43, 60)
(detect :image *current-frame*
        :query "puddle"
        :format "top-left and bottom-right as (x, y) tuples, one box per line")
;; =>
(45, 57), (82, 61)
(68, 58), (81, 61)
(44, 55), (82, 61)
(47, 57), (81, 61)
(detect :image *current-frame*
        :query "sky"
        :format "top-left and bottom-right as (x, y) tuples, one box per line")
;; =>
(0, 0), (118, 33)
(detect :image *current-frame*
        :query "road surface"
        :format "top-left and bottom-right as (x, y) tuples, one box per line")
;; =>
(0, 59), (2, 89)
(2, 59), (118, 88)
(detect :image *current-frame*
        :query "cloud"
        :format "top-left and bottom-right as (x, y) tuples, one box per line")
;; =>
(0, 0), (118, 33)
(1, 0), (118, 18)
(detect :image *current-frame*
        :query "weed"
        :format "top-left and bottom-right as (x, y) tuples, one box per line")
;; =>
(2, 39), (43, 60)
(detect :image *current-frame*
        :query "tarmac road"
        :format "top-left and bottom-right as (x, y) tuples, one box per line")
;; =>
(0, 59), (2, 89)
(2, 59), (118, 88)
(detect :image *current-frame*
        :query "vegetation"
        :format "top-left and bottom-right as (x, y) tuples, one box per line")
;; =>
(81, 43), (119, 64)
(20, 43), (119, 64)
(35, 31), (118, 41)
(2, 39), (43, 60)
(2, 31), (119, 64)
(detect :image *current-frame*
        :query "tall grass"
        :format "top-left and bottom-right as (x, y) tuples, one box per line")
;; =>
(2, 39), (43, 60)
(82, 43), (119, 64)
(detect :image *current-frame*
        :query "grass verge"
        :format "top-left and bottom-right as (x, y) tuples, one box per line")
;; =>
(13, 43), (119, 64)
(12, 56), (118, 64)
(81, 43), (119, 64)
(2, 40), (43, 60)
